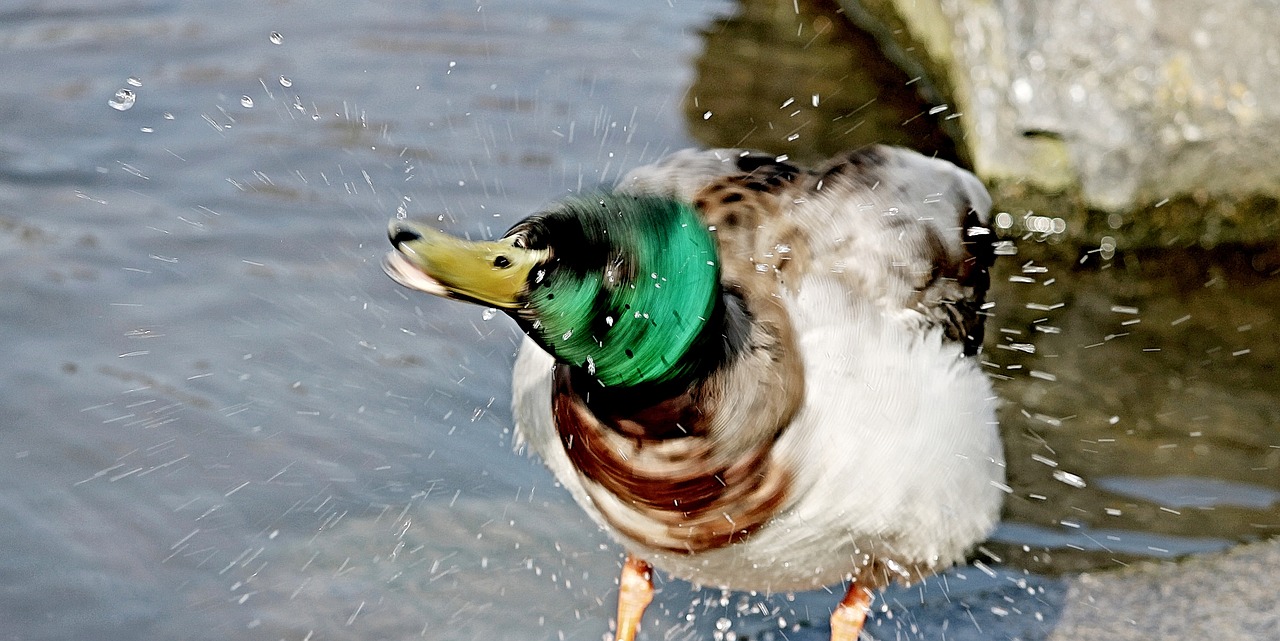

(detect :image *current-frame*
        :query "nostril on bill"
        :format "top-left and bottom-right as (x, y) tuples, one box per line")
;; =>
(389, 223), (422, 247)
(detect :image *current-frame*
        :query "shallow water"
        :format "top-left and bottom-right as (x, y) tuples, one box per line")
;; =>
(984, 244), (1280, 574)
(2, 1), (1276, 640)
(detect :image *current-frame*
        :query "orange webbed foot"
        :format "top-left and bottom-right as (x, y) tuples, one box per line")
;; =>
(613, 555), (654, 641)
(829, 582), (873, 641)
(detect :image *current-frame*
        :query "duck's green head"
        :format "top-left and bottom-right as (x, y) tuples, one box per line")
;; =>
(384, 193), (721, 388)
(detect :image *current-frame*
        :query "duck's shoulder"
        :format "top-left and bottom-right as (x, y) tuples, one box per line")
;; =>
(615, 148), (796, 201)
(803, 147), (997, 354)
(619, 146), (997, 354)
(618, 149), (808, 299)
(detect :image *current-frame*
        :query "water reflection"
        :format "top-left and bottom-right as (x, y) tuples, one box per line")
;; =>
(986, 245), (1280, 572)
(684, 0), (961, 166)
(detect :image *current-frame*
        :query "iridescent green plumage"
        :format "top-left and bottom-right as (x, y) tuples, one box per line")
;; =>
(522, 194), (720, 388)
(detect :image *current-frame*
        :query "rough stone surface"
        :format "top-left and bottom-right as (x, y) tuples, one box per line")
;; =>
(1047, 539), (1280, 640)
(854, 540), (1280, 641)
(841, 0), (1280, 247)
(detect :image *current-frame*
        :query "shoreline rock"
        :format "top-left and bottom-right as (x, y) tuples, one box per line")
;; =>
(838, 0), (1280, 249)
(1047, 538), (1280, 640)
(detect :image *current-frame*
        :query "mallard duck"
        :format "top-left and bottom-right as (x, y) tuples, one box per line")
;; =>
(383, 146), (1005, 641)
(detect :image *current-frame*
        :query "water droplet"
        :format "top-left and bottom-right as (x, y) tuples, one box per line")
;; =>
(1052, 470), (1087, 488)
(1099, 235), (1117, 260)
(162, 112), (174, 120)
(605, 316), (614, 327)
(703, 111), (712, 120)
(481, 308), (498, 321)
(586, 356), (596, 375)
(269, 31), (284, 45)
(715, 617), (732, 631)
(1012, 77), (1033, 103)
(240, 95), (254, 108)
(107, 88), (136, 111)
(774, 243), (791, 254)
(126, 76), (142, 87)
(279, 76), (293, 88)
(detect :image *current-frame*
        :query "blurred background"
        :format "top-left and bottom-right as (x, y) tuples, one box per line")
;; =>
(2, 0), (1276, 639)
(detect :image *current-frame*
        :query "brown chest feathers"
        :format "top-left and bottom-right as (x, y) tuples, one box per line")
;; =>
(553, 364), (796, 554)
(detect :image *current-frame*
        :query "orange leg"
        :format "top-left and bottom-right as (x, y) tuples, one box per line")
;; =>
(613, 555), (654, 641)
(829, 582), (873, 641)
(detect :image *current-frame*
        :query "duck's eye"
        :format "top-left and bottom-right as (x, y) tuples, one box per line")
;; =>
(493, 255), (512, 269)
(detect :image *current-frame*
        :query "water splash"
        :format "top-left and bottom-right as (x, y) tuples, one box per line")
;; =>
(107, 88), (136, 111)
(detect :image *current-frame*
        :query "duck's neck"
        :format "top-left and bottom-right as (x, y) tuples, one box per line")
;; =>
(557, 290), (753, 437)
(549, 288), (799, 554)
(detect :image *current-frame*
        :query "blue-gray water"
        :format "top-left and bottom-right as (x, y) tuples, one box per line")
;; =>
(3, 2), (1277, 640)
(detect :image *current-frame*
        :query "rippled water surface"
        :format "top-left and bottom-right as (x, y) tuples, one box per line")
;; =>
(3, 1), (1276, 640)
